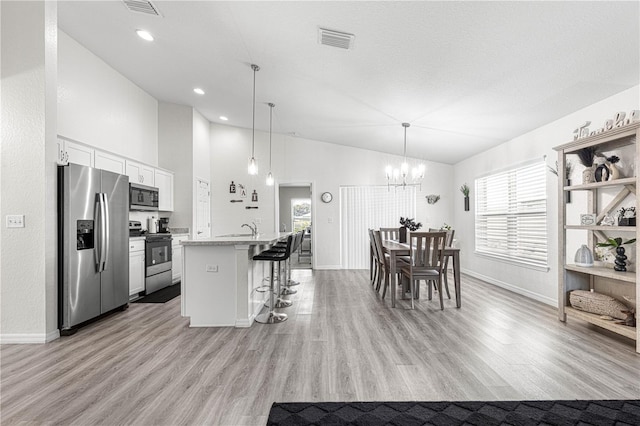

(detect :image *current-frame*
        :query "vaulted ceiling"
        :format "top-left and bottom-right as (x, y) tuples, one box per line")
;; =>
(58, 1), (639, 164)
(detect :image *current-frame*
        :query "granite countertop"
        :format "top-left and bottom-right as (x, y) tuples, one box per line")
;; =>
(181, 232), (291, 246)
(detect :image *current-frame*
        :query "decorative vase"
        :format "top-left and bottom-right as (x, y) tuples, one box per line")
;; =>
(399, 227), (407, 243)
(574, 244), (593, 267)
(565, 178), (571, 203)
(608, 162), (620, 180)
(614, 246), (627, 272)
(582, 165), (595, 184)
(464, 196), (470, 211)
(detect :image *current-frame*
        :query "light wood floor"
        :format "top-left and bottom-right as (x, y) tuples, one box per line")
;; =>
(2, 271), (639, 425)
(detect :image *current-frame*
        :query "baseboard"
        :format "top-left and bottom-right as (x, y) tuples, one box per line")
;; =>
(1, 329), (60, 344)
(462, 268), (557, 306)
(235, 317), (253, 328)
(313, 265), (342, 270)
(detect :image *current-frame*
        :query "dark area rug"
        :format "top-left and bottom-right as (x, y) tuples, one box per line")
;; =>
(267, 400), (640, 426)
(133, 283), (180, 303)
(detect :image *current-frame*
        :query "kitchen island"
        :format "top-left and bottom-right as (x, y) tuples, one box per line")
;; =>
(180, 233), (290, 327)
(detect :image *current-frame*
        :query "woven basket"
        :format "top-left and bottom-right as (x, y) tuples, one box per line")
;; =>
(569, 290), (629, 320)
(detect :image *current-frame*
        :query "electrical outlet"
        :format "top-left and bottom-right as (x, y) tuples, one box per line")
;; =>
(328, 217), (333, 224)
(6, 215), (25, 228)
(206, 264), (218, 272)
(254, 218), (262, 224)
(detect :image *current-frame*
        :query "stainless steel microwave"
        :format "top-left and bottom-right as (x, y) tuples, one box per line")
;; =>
(129, 183), (159, 211)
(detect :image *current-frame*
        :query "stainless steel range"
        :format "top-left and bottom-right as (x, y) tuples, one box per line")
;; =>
(145, 233), (173, 294)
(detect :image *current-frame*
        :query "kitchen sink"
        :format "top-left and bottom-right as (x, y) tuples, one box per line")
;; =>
(217, 233), (254, 237)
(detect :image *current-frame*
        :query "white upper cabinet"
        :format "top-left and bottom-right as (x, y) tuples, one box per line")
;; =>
(154, 169), (174, 211)
(58, 138), (94, 167)
(126, 160), (155, 186)
(95, 150), (126, 175)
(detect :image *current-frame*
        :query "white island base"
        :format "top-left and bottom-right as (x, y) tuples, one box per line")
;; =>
(180, 233), (289, 327)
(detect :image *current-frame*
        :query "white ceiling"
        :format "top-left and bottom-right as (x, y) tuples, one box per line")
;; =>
(58, 1), (639, 164)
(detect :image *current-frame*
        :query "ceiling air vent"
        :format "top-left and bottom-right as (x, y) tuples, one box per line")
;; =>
(318, 28), (355, 50)
(123, 0), (162, 16)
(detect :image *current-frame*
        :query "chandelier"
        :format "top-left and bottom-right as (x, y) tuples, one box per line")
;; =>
(385, 122), (425, 189)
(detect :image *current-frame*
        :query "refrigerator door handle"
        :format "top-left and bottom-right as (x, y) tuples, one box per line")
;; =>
(95, 195), (102, 270)
(97, 193), (108, 272)
(103, 194), (110, 271)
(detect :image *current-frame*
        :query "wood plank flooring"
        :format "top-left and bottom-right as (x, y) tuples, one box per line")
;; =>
(2, 270), (639, 425)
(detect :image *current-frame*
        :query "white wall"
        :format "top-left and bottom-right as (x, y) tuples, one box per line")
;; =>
(57, 30), (158, 165)
(158, 102), (193, 230)
(453, 85), (640, 305)
(1, 1), (58, 343)
(210, 123), (454, 269)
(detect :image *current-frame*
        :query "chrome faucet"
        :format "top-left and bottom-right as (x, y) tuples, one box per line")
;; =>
(241, 222), (258, 237)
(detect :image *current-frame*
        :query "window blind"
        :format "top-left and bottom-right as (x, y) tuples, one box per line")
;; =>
(475, 161), (548, 268)
(340, 186), (416, 269)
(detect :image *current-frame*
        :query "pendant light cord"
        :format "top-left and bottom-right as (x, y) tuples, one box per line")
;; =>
(251, 65), (257, 157)
(268, 103), (274, 169)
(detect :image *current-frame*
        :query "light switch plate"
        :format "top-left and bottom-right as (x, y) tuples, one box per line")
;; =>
(6, 215), (25, 228)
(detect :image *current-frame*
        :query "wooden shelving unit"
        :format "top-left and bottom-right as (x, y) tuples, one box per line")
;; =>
(554, 121), (640, 353)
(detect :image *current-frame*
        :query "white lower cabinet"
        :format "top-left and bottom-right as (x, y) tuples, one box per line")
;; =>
(172, 235), (188, 284)
(129, 240), (145, 297)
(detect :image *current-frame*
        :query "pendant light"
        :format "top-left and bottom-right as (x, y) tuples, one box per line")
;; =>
(266, 102), (275, 186)
(248, 64), (260, 175)
(385, 122), (425, 189)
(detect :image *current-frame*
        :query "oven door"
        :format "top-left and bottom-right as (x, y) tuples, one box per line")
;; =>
(146, 238), (172, 276)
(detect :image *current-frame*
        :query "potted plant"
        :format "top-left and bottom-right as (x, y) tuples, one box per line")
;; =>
(460, 183), (470, 211)
(576, 147), (597, 184)
(596, 237), (636, 272)
(617, 206), (636, 226)
(399, 217), (422, 243)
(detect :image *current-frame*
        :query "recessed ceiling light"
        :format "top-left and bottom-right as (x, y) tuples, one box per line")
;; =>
(136, 29), (154, 41)
(219, 116), (228, 121)
(193, 88), (205, 95)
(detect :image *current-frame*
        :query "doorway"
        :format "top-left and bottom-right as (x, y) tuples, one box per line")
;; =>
(278, 184), (312, 269)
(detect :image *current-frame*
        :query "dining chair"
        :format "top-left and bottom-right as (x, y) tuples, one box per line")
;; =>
(429, 228), (455, 299)
(372, 230), (391, 295)
(368, 229), (379, 288)
(399, 231), (446, 310)
(380, 227), (400, 241)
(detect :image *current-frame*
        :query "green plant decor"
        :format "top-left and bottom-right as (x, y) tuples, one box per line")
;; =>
(460, 184), (470, 197)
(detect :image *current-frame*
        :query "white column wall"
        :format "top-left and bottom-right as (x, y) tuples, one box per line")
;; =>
(1, 1), (58, 343)
(453, 85), (640, 305)
(158, 102), (193, 231)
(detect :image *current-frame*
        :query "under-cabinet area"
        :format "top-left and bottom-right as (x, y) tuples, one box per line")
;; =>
(555, 122), (640, 352)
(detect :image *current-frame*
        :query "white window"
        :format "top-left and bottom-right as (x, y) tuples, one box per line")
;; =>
(475, 161), (548, 269)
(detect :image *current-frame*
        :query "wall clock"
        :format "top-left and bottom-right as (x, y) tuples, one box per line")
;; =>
(321, 192), (333, 203)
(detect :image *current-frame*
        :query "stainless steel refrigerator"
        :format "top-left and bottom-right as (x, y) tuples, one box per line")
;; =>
(58, 163), (129, 334)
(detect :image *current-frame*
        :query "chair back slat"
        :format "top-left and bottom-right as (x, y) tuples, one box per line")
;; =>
(369, 229), (379, 262)
(429, 228), (455, 247)
(380, 227), (400, 241)
(409, 231), (446, 270)
(373, 230), (386, 262)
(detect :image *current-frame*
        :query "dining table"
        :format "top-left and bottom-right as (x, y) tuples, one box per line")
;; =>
(381, 239), (461, 309)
